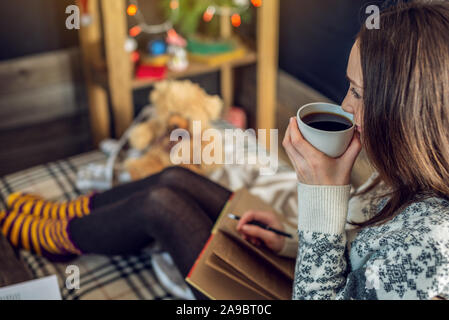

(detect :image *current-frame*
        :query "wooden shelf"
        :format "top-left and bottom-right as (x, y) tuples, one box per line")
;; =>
(92, 50), (257, 90)
(79, 0), (279, 142)
(132, 50), (257, 90)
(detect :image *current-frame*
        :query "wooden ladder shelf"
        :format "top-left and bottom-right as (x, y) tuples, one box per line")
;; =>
(78, 0), (279, 147)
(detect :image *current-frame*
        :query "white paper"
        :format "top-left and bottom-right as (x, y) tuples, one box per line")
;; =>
(0, 275), (62, 300)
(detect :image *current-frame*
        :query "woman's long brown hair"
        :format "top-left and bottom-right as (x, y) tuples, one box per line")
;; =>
(354, 1), (449, 228)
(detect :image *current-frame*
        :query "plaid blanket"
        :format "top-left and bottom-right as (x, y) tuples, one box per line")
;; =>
(0, 122), (298, 300)
(0, 151), (173, 300)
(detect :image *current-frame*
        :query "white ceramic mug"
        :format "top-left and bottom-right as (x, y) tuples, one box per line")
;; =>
(296, 102), (354, 158)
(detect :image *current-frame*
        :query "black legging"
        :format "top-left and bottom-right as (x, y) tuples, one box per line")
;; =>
(68, 166), (232, 299)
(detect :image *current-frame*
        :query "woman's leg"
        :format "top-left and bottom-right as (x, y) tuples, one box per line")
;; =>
(2, 184), (229, 299)
(2, 186), (221, 276)
(69, 187), (215, 282)
(91, 167), (232, 221)
(7, 167), (231, 222)
(7, 170), (169, 218)
(1, 187), (214, 298)
(69, 186), (215, 299)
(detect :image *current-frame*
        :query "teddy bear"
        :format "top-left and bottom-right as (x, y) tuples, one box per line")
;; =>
(124, 80), (223, 180)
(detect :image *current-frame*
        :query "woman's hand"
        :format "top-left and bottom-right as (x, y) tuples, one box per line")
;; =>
(236, 210), (285, 253)
(282, 117), (362, 185)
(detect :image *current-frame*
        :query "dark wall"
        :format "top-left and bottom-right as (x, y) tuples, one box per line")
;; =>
(0, 0), (78, 61)
(278, 0), (383, 103)
(0, 0), (92, 175)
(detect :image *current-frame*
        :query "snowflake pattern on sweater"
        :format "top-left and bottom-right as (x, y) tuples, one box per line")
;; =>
(293, 175), (449, 300)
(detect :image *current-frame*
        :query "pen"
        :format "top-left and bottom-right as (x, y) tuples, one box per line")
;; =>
(228, 213), (293, 238)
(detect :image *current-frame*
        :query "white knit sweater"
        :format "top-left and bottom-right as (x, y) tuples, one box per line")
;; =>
(279, 173), (449, 299)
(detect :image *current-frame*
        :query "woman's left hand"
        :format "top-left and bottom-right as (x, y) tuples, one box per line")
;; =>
(282, 117), (362, 186)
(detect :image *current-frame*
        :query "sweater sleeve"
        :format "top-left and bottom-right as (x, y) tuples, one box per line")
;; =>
(292, 182), (351, 299)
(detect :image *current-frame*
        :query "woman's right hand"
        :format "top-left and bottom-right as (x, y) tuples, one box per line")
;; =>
(236, 210), (285, 253)
(283, 117), (362, 186)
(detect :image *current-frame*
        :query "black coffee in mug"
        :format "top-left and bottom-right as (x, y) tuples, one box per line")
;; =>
(301, 112), (353, 132)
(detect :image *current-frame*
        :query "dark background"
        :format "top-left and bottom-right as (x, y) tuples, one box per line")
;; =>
(0, 0), (79, 60)
(279, 0), (375, 103)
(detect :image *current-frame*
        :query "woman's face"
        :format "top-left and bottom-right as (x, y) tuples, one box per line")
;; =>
(342, 41), (364, 134)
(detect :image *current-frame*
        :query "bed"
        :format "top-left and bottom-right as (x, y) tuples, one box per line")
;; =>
(0, 120), (299, 300)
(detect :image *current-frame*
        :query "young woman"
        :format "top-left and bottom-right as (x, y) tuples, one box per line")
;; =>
(1, 1), (448, 300)
(281, 1), (449, 299)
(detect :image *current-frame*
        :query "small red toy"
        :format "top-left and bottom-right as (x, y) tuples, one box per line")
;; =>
(135, 65), (167, 80)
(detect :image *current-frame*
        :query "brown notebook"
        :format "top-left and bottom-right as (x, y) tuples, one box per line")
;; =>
(185, 188), (296, 300)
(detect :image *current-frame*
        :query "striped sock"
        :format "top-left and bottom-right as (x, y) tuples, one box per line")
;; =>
(0, 208), (82, 260)
(7, 192), (95, 219)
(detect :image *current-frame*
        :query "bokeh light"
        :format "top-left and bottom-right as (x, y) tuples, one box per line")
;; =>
(170, 0), (179, 10)
(127, 4), (138, 16)
(251, 0), (262, 8)
(129, 25), (142, 37)
(231, 14), (241, 27)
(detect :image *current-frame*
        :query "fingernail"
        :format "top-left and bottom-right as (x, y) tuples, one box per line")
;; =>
(242, 225), (248, 231)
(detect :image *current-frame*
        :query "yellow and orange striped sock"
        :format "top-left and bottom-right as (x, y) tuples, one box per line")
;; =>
(7, 192), (95, 220)
(0, 208), (82, 261)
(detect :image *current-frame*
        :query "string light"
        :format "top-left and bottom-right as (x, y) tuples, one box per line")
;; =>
(202, 1), (262, 27)
(251, 0), (262, 8)
(79, 0), (92, 26)
(127, 4), (138, 16)
(80, 0), (89, 14)
(124, 37), (138, 52)
(127, 0), (176, 37)
(127, 0), (261, 38)
(203, 6), (216, 22)
(231, 13), (241, 27)
(131, 51), (141, 63)
(170, 0), (179, 10)
(129, 25), (142, 37)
